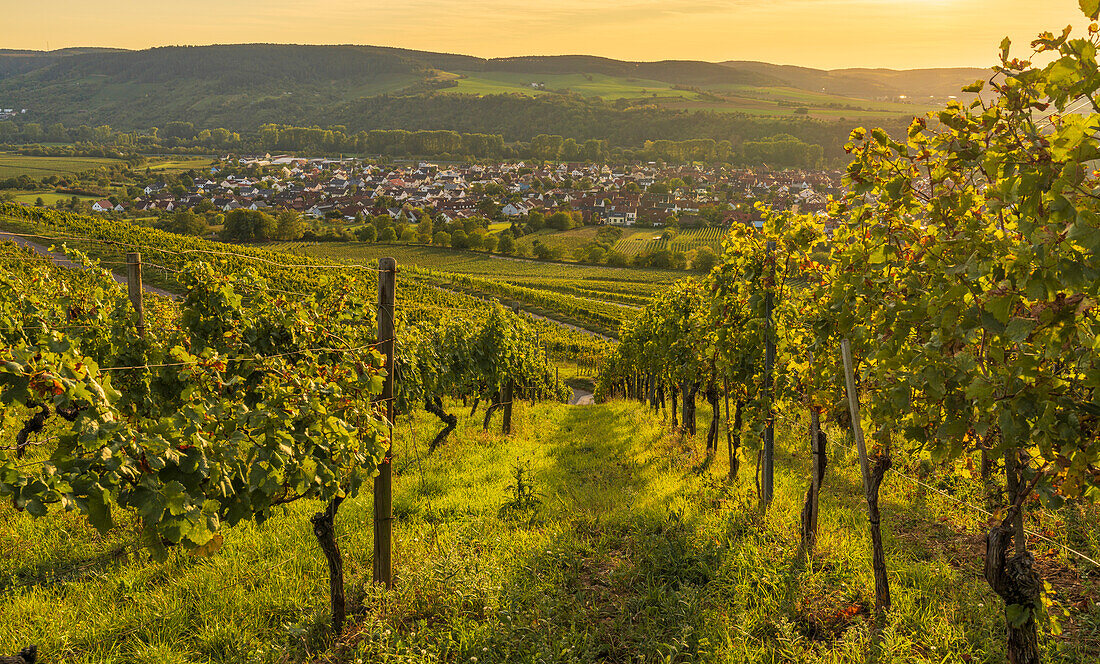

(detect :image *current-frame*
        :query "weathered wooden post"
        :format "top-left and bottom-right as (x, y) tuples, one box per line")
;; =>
(761, 240), (775, 510)
(841, 338), (891, 618)
(126, 252), (145, 337)
(374, 257), (396, 589)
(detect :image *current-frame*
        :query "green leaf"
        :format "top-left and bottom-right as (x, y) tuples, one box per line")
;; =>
(86, 491), (114, 533)
(25, 497), (47, 517)
(1000, 37), (1012, 61)
(962, 80), (985, 93)
(1081, 0), (1100, 20)
(163, 481), (189, 516)
(1005, 318), (1037, 343)
(986, 296), (1015, 325)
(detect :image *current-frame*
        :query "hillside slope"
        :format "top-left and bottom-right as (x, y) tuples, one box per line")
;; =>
(0, 44), (984, 135)
(5, 395), (1092, 662)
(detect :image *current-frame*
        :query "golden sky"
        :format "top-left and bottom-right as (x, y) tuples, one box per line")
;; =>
(0, 0), (1090, 69)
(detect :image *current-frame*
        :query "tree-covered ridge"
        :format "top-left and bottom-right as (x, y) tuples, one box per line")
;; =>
(0, 44), (980, 160)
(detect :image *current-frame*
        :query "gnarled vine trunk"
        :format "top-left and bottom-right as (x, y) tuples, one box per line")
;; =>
(799, 409), (828, 555)
(705, 383), (720, 454)
(482, 393), (502, 431)
(867, 452), (892, 616)
(426, 396), (458, 453)
(311, 496), (345, 633)
(681, 381), (698, 436)
(985, 452), (1041, 664)
(670, 384), (679, 429)
(985, 514), (1041, 664)
(727, 394), (743, 481)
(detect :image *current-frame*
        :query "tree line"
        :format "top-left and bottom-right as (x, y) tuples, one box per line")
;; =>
(0, 115), (838, 168)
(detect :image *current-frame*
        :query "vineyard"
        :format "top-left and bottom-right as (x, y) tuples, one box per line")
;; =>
(597, 21), (1100, 664)
(5, 8), (1100, 664)
(612, 227), (726, 257)
(270, 241), (673, 334)
(0, 153), (125, 179)
(0, 201), (597, 660)
(272, 241), (685, 284)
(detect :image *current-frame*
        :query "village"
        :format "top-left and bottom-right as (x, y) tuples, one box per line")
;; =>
(106, 155), (843, 228)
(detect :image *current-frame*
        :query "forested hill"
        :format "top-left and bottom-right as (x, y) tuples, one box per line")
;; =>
(0, 44), (988, 155)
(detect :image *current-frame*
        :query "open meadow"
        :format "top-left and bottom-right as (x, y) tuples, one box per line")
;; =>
(0, 153), (124, 178)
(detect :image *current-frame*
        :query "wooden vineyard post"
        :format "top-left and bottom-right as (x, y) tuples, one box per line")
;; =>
(761, 240), (776, 511)
(800, 406), (827, 554)
(126, 252), (145, 337)
(840, 338), (891, 618)
(374, 257), (396, 589)
(502, 379), (514, 435)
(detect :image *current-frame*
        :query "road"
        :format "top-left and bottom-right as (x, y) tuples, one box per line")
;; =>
(570, 388), (595, 406)
(0, 231), (176, 299)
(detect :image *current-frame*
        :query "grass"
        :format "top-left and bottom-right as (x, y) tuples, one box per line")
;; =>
(514, 227), (600, 255)
(9, 191), (101, 205)
(0, 153), (123, 178)
(146, 157), (217, 173)
(435, 71), (926, 120)
(4, 396), (1097, 663)
(446, 71), (701, 101)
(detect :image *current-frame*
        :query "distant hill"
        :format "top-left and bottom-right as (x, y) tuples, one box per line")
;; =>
(0, 44), (990, 154)
(719, 61), (988, 99)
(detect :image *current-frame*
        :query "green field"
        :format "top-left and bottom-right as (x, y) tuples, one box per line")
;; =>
(513, 227), (600, 254)
(447, 71), (701, 101)
(264, 240), (679, 334)
(146, 156), (218, 173)
(648, 84), (936, 119)
(434, 71), (931, 119)
(0, 153), (123, 178)
(9, 191), (101, 205)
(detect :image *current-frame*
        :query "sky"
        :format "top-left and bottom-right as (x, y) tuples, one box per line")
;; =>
(0, 0), (1091, 70)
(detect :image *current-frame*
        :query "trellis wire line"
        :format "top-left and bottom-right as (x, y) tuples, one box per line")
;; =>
(1035, 96), (1095, 127)
(0, 231), (182, 254)
(3, 230), (389, 272)
(175, 247), (387, 271)
(0, 256), (126, 266)
(97, 340), (393, 372)
(4, 510), (364, 597)
(829, 438), (1100, 569)
(2, 298), (380, 345)
(0, 542), (140, 594)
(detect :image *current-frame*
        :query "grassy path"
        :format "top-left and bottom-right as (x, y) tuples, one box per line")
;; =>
(0, 230), (176, 298)
(2, 400), (1097, 662)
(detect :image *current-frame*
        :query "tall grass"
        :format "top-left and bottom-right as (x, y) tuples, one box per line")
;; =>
(2, 399), (1096, 662)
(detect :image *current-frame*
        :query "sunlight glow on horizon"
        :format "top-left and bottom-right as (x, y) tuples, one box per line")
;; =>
(0, 1), (1089, 70)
